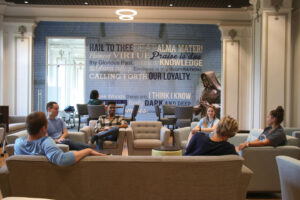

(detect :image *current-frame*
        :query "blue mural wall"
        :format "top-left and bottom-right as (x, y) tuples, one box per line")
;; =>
(34, 22), (221, 120)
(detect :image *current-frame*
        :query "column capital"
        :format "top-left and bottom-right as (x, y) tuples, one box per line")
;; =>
(3, 20), (37, 37)
(218, 24), (252, 41)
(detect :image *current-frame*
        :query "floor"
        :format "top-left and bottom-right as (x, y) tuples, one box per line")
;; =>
(0, 125), (282, 200)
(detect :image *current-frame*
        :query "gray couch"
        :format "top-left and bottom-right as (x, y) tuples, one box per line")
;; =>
(127, 121), (171, 155)
(174, 123), (300, 192)
(0, 155), (252, 200)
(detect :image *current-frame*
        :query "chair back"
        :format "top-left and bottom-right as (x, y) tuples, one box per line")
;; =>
(87, 105), (105, 119)
(131, 105), (139, 121)
(154, 104), (161, 120)
(131, 121), (162, 139)
(76, 104), (88, 116)
(175, 106), (193, 120)
(162, 104), (175, 117)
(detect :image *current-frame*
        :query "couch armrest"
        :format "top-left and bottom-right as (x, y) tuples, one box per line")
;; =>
(240, 146), (300, 192)
(0, 166), (11, 197)
(228, 134), (248, 146)
(57, 144), (70, 152)
(6, 144), (14, 156)
(89, 120), (98, 128)
(5, 130), (28, 144)
(68, 132), (87, 143)
(173, 127), (190, 148)
(160, 127), (171, 147)
(9, 116), (26, 123)
(238, 165), (253, 200)
(126, 127), (134, 155)
(116, 128), (126, 150)
(293, 131), (300, 139)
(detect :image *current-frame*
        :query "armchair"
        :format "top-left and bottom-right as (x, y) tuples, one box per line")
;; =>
(173, 122), (198, 149)
(80, 123), (127, 155)
(127, 121), (170, 155)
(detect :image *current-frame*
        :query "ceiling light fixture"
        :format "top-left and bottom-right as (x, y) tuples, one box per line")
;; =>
(227, 5), (232, 8)
(24, 1), (29, 3)
(84, 2), (88, 5)
(116, 9), (137, 21)
(169, 4), (173, 7)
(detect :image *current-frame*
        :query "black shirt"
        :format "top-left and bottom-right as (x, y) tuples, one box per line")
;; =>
(184, 132), (237, 156)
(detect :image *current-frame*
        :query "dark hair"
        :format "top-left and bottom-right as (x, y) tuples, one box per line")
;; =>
(90, 90), (99, 99)
(108, 101), (116, 106)
(26, 112), (48, 136)
(270, 106), (284, 124)
(46, 101), (58, 111)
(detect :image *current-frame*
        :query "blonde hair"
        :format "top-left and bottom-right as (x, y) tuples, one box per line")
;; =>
(203, 105), (217, 128)
(216, 116), (238, 138)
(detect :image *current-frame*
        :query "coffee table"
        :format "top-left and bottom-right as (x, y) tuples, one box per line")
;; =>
(152, 146), (182, 156)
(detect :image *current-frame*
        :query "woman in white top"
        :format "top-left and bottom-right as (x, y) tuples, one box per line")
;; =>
(187, 105), (219, 144)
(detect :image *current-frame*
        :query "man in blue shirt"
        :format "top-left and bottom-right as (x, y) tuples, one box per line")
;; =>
(47, 101), (90, 150)
(14, 112), (105, 166)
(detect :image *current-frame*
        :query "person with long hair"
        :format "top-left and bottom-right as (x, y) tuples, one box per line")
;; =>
(187, 105), (219, 144)
(185, 116), (238, 156)
(238, 106), (287, 150)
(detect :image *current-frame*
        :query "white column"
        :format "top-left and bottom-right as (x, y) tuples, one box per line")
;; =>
(219, 25), (253, 130)
(254, 0), (293, 127)
(292, 6), (300, 127)
(0, 14), (3, 105)
(3, 21), (36, 115)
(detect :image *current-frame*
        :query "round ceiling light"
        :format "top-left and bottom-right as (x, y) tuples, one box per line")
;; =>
(115, 9), (137, 21)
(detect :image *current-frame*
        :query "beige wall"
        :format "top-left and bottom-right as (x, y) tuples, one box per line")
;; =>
(292, 6), (300, 127)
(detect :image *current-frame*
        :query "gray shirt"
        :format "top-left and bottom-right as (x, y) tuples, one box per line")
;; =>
(258, 126), (287, 147)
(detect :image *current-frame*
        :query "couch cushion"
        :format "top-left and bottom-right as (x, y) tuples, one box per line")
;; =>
(103, 140), (117, 148)
(134, 139), (162, 148)
(131, 121), (161, 139)
(8, 123), (26, 133)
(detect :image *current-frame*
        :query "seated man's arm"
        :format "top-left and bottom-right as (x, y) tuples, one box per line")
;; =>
(43, 137), (105, 166)
(57, 128), (68, 142)
(72, 148), (105, 162)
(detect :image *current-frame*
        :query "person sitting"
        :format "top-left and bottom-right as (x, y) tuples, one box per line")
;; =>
(47, 101), (90, 150)
(14, 112), (105, 166)
(238, 106), (287, 151)
(90, 101), (128, 150)
(184, 116), (238, 156)
(187, 105), (219, 144)
(88, 90), (104, 106)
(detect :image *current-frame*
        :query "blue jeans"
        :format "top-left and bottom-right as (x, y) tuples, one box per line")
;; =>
(96, 127), (119, 150)
(59, 139), (90, 151)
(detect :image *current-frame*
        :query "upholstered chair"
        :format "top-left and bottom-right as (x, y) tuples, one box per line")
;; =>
(127, 121), (171, 155)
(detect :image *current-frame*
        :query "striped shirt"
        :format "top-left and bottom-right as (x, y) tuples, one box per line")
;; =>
(95, 115), (127, 132)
